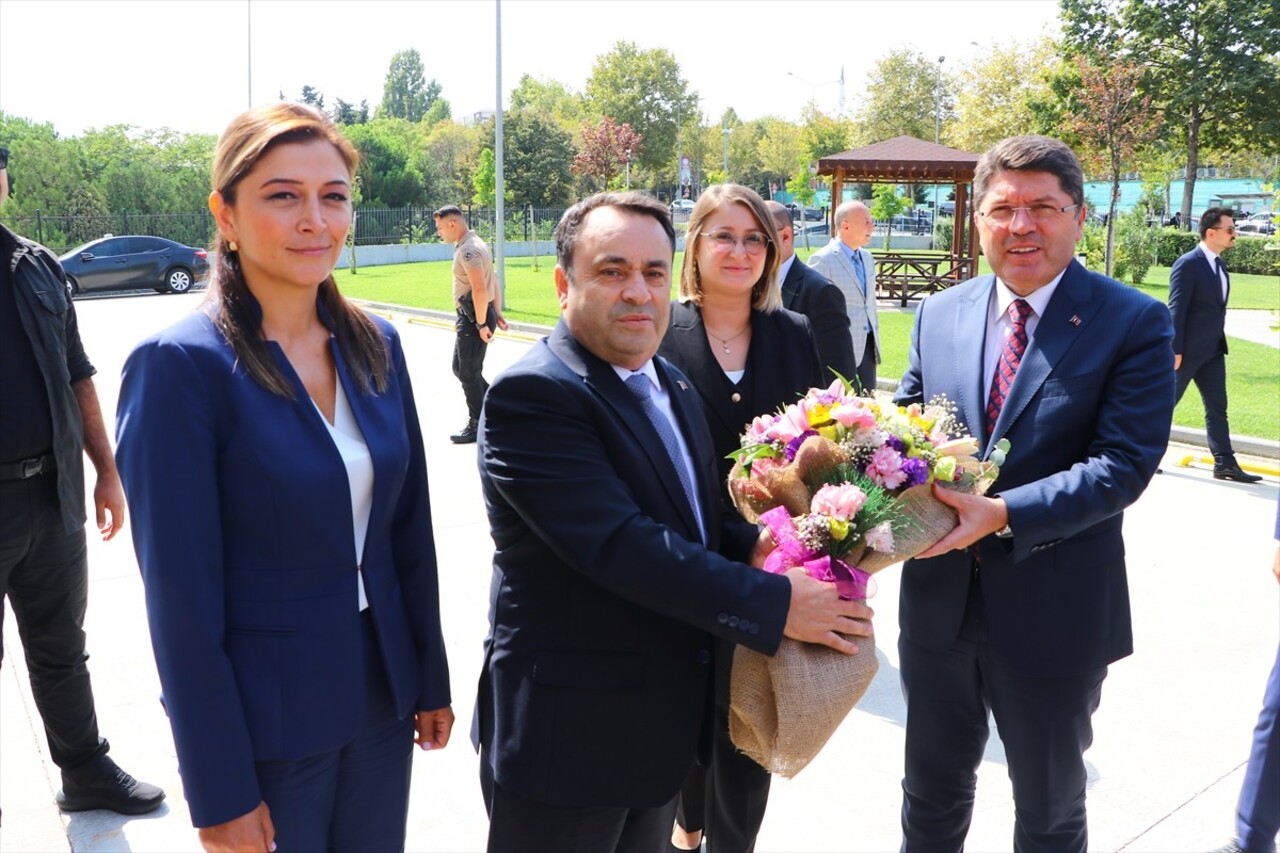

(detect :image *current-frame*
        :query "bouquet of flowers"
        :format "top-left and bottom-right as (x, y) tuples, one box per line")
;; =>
(725, 377), (1008, 777)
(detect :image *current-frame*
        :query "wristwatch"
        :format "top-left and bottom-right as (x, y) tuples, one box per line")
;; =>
(995, 523), (1013, 539)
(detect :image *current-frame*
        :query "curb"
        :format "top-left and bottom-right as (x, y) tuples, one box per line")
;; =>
(354, 300), (1278, 459)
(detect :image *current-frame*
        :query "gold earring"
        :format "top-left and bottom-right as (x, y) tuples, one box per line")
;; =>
(228, 241), (238, 252)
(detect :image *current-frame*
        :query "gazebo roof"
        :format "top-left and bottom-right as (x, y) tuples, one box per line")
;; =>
(817, 136), (980, 182)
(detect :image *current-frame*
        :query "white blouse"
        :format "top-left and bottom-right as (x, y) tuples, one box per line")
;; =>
(314, 375), (373, 611)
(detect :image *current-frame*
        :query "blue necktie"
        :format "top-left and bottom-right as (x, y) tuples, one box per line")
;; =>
(625, 374), (702, 540)
(852, 253), (867, 297)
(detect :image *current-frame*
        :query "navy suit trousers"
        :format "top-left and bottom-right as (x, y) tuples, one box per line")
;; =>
(1237, 643), (1280, 852)
(254, 611), (415, 852)
(1175, 350), (1236, 463)
(899, 632), (1106, 853)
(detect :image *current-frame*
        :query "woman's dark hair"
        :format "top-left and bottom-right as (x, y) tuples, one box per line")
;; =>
(208, 102), (388, 398)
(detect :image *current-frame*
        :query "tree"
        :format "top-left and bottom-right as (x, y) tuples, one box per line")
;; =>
(786, 155), (818, 250)
(1060, 0), (1280, 224)
(870, 185), (911, 250)
(300, 85), (325, 111)
(425, 121), (485, 204)
(757, 118), (805, 199)
(510, 74), (585, 134)
(342, 118), (429, 207)
(584, 41), (698, 175)
(1060, 55), (1159, 276)
(331, 98), (360, 125)
(950, 38), (1056, 153)
(853, 49), (949, 145)
(379, 48), (443, 123)
(421, 98), (452, 128)
(472, 148), (511, 208)
(505, 110), (576, 208)
(572, 116), (642, 191)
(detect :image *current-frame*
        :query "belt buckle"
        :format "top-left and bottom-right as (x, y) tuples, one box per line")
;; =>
(22, 457), (45, 478)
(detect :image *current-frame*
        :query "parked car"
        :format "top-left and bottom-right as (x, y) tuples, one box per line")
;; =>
(784, 202), (824, 221)
(1236, 211), (1278, 236)
(59, 235), (209, 295)
(670, 199), (696, 214)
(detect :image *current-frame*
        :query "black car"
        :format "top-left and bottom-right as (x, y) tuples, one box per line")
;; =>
(59, 235), (209, 295)
(784, 202), (825, 221)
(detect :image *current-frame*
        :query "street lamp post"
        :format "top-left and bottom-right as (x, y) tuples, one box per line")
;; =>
(722, 125), (731, 177)
(932, 56), (945, 247)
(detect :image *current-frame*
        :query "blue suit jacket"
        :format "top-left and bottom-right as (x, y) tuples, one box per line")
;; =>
(116, 306), (449, 828)
(894, 261), (1175, 676)
(1168, 246), (1229, 366)
(474, 321), (791, 809)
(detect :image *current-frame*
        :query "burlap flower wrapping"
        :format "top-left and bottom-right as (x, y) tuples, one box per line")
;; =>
(729, 633), (878, 778)
(726, 436), (993, 776)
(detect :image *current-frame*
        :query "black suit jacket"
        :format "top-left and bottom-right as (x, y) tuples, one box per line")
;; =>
(658, 301), (824, 509)
(1168, 246), (1229, 366)
(474, 321), (791, 809)
(779, 259), (857, 382)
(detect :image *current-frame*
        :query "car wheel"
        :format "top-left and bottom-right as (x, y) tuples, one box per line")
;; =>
(65, 275), (79, 298)
(165, 267), (193, 293)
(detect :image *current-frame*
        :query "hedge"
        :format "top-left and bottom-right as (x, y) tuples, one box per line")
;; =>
(1155, 228), (1279, 275)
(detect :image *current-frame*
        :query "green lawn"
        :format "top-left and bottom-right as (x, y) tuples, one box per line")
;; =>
(338, 255), (1279, 443)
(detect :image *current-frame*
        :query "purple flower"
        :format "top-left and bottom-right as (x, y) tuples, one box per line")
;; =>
(884, 433), (906, 453)
(784, 430), (819, 461)
(900, 456), (930, 488)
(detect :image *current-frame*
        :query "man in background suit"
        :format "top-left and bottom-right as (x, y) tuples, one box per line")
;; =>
(808, 200), (879, 392)
(764, 200), (856, 382)
(893, 135), (1175, 850)
(1167, 207), (1261, 483)
(474, 191), (872, 853)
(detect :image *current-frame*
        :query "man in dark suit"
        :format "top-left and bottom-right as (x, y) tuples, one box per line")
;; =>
(893, 135), (1175, 851)
(763, 200), (856, 383)
(1168, 207), (1261, 483)
(474, 191), (873, 853)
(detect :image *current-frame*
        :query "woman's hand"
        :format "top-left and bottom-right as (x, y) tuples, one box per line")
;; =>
(198, 801), (275, 852)
(415, 706), (455, 751)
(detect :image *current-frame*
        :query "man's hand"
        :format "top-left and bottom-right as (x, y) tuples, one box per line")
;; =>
(495, 312), (510, 332)
(1271, 544), (1279, 586)
(914, 486), (1008, 559)
(478, 326), (494, 344)
(93, 472), (126, 541)
(782, 567), (874, 655)
(748, 527), (776, 568)
(415, 706), (455, 751)
(198, 801), (276, 853)
(1173, 353), (1182, 371)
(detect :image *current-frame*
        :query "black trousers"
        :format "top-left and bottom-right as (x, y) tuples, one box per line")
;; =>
(855, 335), (877, 395)
(898, 632), (1107, 852)
(676, 697), (771, 852)
(0, 469), (108, 773)
(480, 754), (677, 853)
(454, 309), (495, 422)
(1175, 350), (1236, 464)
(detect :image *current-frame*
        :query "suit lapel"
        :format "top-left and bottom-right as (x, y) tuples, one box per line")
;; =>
(954, 276), (992, 443)
(552, 322), (703, 543)
(991, 262), (1098, 442)
(667, 304), (742, 440)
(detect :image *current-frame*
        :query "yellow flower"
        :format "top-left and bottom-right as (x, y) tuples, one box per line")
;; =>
(828, 518), (850, 541)
(818, 424), (840, 441)
(807, 403), (832, 427)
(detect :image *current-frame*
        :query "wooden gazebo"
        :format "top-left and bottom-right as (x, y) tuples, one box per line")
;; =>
(818, 136), (980, 305)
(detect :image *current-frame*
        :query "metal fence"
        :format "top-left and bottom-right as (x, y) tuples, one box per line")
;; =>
(0, 205), (572, 256)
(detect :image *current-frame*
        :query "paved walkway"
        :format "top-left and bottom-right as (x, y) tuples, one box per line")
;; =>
(1, 293), (1277, 852)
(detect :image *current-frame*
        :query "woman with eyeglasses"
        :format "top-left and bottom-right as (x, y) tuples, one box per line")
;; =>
(657, 183), (823, 853)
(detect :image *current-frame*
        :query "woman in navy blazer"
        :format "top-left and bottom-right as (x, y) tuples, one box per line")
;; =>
(658, 184), (824, 853)
(115, 104), (452, 852)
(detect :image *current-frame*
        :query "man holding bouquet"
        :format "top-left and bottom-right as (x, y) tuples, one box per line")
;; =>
(893, 135), (1175, 851)
(473, 191), (872, 853)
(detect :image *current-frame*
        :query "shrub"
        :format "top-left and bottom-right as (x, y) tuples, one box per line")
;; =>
(934, 216), (953, 252)
(1116, 207), (1158, 285)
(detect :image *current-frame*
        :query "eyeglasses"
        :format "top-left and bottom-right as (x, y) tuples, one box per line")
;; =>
(977, 203), (1081, 225)
(704, 230), (771, 255)
(1210, 224), (1236, 234)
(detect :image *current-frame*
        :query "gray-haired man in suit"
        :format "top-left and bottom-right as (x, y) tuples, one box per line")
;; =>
(808, 200), (879, 392)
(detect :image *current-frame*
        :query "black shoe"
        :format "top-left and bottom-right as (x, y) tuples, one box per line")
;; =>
(1213, 464), (1263, 483)
(1155, 467), (1163, 474)
(57, 756), (165, 815)
(1209, 841), (1245, 853)
(450, 420), (478, 444)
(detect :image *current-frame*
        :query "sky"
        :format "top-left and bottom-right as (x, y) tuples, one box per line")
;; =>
(0, 0), (1060, 139)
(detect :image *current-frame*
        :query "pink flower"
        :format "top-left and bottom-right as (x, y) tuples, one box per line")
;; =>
(830, 398), (877, 431)
(865, 445), (908, 489)
(864, 522), (895, 553)
(768, 403), (810, 442)
(749, 456), (781, 479)
(810, 483), (867, 521)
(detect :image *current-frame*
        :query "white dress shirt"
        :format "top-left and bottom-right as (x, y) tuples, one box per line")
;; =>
(314, 375), (373, 611)
(981, 272), (1064, 405)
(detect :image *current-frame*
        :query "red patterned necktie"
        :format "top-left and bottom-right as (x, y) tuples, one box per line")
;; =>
(985, 299), (1033, 434)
